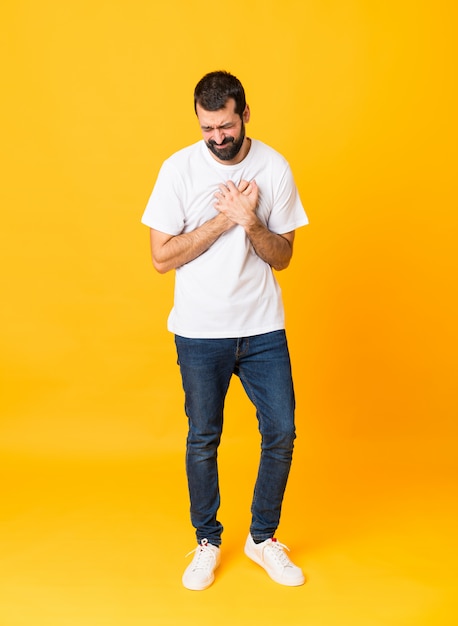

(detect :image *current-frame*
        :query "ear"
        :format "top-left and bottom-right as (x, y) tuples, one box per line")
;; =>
(243, 104), (251, 123)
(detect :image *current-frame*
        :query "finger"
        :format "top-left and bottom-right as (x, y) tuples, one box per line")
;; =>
(225, 180), (238, 193)
(245, 180), (258, 196)
(238, 179), (250, 193)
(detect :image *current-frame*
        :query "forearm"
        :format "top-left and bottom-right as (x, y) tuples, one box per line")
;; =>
(214, 179), (293, 271)
(151, 213), (233, 273)
(245, 218), (293, 271)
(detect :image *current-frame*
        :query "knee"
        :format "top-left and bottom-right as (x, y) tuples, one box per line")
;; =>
(187, 429), (221, 455)
(261, 427), (296, 452)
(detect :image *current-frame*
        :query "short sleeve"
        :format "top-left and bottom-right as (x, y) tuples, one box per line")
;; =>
(141, 159), (186, 235)
(267, 163), (308, 234)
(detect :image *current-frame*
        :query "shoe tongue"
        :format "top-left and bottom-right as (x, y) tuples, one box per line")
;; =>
(271, 538), (277, 543)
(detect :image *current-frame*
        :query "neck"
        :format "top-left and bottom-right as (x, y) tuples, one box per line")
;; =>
(209, 136), (252, 165)
(235, 136), (251, 163)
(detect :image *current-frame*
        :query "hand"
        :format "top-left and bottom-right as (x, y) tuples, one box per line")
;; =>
(214, 179), (259, 228)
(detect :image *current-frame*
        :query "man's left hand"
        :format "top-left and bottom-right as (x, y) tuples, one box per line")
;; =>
(214, 179), (259, 228)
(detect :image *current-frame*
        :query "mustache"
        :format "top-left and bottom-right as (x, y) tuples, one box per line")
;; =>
(208, 136), (235, 147)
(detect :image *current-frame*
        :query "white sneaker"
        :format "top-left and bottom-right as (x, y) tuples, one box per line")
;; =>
(244, 534), (305, 586)
(182, 538), (221, 590)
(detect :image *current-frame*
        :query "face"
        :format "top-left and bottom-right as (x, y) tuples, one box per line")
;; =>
(196, 99), (250, 164)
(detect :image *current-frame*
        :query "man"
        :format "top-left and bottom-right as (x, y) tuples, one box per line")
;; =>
(141, 71), (308, 590)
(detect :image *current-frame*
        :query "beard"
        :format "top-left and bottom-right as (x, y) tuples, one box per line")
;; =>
(206, 122), (246, 161)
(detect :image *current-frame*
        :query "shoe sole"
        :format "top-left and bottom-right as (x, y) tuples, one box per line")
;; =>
(182, 573), (215, 591)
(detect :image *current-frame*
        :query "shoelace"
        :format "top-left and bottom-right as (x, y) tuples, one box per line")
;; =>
(264, 539), (294, 567)
(185, 539), (216, 571)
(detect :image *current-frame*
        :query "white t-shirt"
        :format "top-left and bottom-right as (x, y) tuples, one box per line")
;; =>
(141, 139), (308, 338)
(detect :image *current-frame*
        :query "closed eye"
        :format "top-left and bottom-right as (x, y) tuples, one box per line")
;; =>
(201, 123), (235, 132)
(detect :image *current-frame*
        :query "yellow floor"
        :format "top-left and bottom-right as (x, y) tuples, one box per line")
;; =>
(1, 436), (455, 626)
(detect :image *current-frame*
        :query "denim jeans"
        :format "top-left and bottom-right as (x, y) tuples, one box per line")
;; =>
(175, 330), (296, 547)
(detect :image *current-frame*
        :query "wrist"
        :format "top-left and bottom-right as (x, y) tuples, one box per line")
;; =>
(244, 214), (262, 233)
(214, 211), (234, 232)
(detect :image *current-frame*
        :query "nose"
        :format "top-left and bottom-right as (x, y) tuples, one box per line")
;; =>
(212, 129), (225, 145)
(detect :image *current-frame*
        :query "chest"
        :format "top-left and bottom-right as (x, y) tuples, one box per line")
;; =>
(179, 162), (276, 229)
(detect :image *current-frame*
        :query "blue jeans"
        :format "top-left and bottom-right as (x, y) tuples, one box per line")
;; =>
(175, 330), (296, 547)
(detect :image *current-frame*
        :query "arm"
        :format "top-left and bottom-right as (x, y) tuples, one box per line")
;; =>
(150, 213), (234, 274)
(214, 179), (295, 271)
(245, 222), (294, 271)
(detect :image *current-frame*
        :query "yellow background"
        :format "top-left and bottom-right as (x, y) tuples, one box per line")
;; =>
(1, 1), (457, 624)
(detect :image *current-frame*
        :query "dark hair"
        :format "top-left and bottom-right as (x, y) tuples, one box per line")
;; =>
(194, 71), (246, 117)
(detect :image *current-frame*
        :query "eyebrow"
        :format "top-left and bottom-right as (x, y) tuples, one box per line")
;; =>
(200, 121), (235, 131)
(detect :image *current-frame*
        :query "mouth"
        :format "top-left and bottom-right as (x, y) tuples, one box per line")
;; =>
(210, 139), (234, 148)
